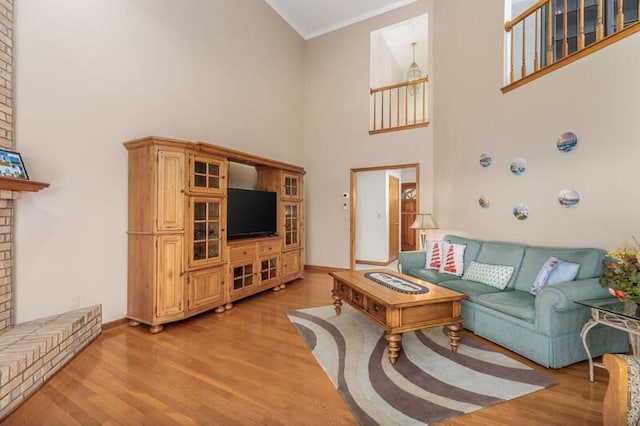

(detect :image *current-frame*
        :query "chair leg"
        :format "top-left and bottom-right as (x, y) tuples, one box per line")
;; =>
(603, 354), (629, 426)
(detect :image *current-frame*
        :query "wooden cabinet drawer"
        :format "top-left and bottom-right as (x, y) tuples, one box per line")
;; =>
(229, 245), (256, 260)
(351, 289), (365, 308)
(258, 240), (280, 256)
(334, 282), (349, 299)
(367, 300), (386, 322)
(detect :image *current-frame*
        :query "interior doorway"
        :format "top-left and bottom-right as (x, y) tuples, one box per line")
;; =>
(401, 183), (417, 251)
(350, 164), (420, 270)
(388, 175), (400, 261)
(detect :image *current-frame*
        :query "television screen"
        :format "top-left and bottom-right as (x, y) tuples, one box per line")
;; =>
(227, 188), (277, 239)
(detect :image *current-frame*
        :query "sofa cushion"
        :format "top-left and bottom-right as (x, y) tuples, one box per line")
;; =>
(475, 290), (536, 322)
(462, 261), (515, 290)
(475, 242), (526, 289)
(443, 235), (482, 271)
(435, 279), (504, 301)
(408, 268), (459, 284)
(514, 247), (605, 292)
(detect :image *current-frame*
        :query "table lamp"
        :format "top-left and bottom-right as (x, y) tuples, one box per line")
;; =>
(410, 213), (438, 251)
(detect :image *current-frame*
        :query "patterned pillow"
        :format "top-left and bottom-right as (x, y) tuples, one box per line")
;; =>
(439, 243), (466, 276)
(425, 240), (447, 270)
(462, 261), (515, 290)
(530, 256), (580, 295)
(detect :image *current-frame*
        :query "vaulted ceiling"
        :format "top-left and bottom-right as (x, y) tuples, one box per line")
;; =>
(264, 0), (419, 39)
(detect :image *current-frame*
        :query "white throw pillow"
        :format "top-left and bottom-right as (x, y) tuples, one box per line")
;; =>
(530, 256), (580, 295)
(439, 243), (467, 276)
(462, 261), (515, 290)
(425, 240), (447, 270)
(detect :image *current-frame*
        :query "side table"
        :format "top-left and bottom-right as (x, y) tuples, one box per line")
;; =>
(576, 298), (640, 382)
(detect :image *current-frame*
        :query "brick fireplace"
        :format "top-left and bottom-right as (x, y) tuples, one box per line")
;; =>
(0, 193), (16, 333)
(0, 3), (102, 419)
(0, 0), (16, 334)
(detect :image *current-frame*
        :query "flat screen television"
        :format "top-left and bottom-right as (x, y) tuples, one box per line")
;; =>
(227, 188), (277, 239)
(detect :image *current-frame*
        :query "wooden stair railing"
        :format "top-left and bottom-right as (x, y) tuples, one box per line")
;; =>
(503, 0), (640, 93)
(369, 76), (428, 135)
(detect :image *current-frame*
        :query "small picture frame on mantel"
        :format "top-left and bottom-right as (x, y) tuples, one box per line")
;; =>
(0, 148), (28, 180)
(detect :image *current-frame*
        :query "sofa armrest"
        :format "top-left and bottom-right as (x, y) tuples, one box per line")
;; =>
(398, 251), (426, 274)
(535, 278), (611, 335)
(536, 278), (610, 311)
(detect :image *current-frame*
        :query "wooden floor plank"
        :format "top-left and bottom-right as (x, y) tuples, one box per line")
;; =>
(3, 272), (611, 425)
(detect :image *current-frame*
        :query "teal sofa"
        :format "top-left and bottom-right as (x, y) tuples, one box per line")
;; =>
(398, 235), (629, 368)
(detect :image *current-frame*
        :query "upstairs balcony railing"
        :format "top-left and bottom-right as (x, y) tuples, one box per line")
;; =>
(503, 0), (640, 92)
(369, 76), (428, 135)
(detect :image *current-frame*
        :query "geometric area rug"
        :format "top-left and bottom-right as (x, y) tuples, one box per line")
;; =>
(287, 304), (557, 426)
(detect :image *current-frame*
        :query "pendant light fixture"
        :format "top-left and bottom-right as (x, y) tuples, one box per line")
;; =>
(407, 42), (421, 96)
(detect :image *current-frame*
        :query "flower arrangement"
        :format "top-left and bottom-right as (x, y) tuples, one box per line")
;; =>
(600, 238), (640, 302)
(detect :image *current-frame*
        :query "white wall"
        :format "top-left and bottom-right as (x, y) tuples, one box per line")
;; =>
(355, 169), (403, 263)
(304, 0), (434, 269)
(433, 0), (640, 249)
(14, 0), (304, 323)
(402, 168), (416, 183)
(355, 170), (387, 261)
(228, 163), (258, 190)
(370, 30), (403, 88)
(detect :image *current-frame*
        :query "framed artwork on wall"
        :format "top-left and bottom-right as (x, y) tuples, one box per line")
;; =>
(513, 203), (529, 220)
(557, 132), (578, 152)
(0, 149), (29, 180)
(510, 157), (527, 175)
(479, 152), (492, 167)
(558, 188), (581, 207)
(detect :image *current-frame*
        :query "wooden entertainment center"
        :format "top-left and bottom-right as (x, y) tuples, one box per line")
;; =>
(124, 136), (305, 333)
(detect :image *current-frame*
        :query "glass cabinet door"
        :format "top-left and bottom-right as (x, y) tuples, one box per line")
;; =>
(189, 198), (224, 266)
(282, 173), (302, 200)
(189, 155), (226, 194)
(259, 256), (279, 286)
(231, 261), (255, 294)
(283, 203), (300, 249)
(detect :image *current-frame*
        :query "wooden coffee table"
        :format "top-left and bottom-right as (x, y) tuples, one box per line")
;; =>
(329, 269), (467, 365)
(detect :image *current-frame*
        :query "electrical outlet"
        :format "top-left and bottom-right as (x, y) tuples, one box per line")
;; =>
(71, 295), (80, 308)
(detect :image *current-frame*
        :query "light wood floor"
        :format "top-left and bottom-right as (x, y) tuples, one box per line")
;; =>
(4, 271), (611, 425)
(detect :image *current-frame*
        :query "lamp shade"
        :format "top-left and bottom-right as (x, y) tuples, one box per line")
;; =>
(410, 214), (437, 230)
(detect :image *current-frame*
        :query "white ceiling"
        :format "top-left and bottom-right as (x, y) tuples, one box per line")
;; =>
(264, 0), (419, 40)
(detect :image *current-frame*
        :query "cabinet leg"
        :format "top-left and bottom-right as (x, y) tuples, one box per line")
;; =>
(272, 286), (281, 292)
(149, 324), (164, 334)
(225, 303), (234, 310)
(214, 306), (226, 314)
(128, 320), (141, 327)
(279, 283), (286, 289)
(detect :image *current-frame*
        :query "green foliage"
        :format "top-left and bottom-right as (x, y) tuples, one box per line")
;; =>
(600, 240), (640, 300)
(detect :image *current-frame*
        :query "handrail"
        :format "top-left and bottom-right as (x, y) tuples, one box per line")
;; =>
(503, 0), (638, 90)
(504, 0), (549, 32)
(369, 77), (429, 135)
(502, 20), (640, 93)
(370, 77), (428, 94)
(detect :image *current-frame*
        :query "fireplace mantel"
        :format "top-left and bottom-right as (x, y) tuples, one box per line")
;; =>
(0, 176), (49, 193)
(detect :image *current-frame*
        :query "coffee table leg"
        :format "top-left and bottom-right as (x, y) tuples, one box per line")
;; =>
(447, 323), (461, 353)
(385, 333), (402, 365)
(332, 291), (343, 316)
